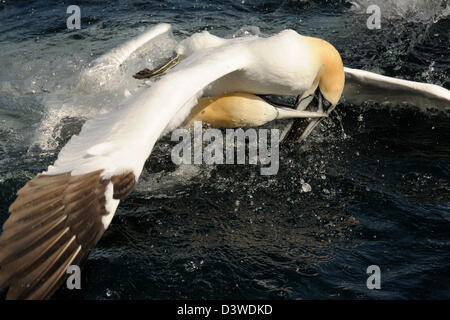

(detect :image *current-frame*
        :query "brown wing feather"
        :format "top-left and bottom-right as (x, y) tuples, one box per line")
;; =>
(0, 169), (136, 300)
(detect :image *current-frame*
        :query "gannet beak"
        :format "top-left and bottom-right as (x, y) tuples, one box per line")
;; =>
(298, 118), (323, 141)
(297, 90), (334, 141)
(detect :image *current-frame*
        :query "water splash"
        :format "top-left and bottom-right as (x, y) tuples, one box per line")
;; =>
(29, 29), (177, 151)
(232, 25), (262, 38)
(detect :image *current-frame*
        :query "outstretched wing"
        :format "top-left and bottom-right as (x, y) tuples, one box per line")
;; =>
(0, 170), (135, 299)
(78, 23), (173, 87)
(0, 40), (252, 300)
(343, 67), (450, 110)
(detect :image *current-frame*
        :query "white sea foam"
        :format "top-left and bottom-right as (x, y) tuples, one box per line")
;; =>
(28, 27), (177, 151)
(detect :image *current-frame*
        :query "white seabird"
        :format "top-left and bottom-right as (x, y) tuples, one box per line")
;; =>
(130, 26), (450, 139)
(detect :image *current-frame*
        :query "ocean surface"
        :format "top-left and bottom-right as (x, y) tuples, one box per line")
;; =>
(0, 0), (449, 299)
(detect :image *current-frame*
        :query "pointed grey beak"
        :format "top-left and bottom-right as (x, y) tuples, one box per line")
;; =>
(298, 118), (324, 141)
(297, 90), (334, 141)
(277, 94), (328, 142)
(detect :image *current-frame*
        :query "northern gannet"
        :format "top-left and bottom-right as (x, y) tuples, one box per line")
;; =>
(1, 23), (449, 300)
(133, 27), (450, 139)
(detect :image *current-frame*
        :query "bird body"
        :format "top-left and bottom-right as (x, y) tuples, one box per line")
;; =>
(203, 30), (322, 97)
(175, 29), (343, 102)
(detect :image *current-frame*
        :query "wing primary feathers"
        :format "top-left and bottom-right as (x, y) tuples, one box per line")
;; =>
(111, 172), (136, 199)
(0, 169), (135, 300)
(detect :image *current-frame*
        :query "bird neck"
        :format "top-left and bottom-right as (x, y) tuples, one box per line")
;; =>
(304, 36), (345, 106)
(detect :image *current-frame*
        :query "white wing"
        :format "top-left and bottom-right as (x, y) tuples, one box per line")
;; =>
(0, 41), (252, 300)
(343, 67), (450, 110)
(78, 23), (173, 88)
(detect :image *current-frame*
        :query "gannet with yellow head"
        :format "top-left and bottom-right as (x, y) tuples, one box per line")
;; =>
(183, 34), (345, 134)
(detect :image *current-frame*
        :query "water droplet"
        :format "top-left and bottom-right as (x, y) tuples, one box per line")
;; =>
(185, 261), (198, 273)
(301, 183), (312, 193)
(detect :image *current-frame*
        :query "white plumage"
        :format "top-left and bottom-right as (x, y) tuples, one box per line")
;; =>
(46, 28), (323, 180)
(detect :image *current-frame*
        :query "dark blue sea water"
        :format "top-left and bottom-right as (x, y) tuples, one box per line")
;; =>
(0, 0), (449, 299)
